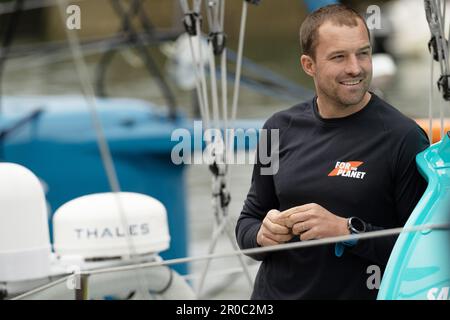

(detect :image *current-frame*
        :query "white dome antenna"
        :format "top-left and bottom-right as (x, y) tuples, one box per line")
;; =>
(0, 163), (52, 282)
(53, 192), (171, 259)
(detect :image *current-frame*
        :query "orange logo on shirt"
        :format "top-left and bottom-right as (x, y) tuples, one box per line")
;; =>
(328, 161), (366, 180)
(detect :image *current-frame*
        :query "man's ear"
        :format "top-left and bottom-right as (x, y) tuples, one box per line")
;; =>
(300, 54), (315, 77)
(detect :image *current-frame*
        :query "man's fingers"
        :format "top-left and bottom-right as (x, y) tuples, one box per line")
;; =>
(258, 234), (281, 247)
(258, 219), (293, 246)
(267, 209), (292, 231)
(267, 209), (281, 216)
(300, 227), (319, 241)
(263, 210), (290, 234)
(279, 203), (317, 220)
(264, 219), (291, 234)
(263, 231), (293, 243)
(292, 220), (315, 235)
(285, 211), (311, 228)
(278, 206), (304, 219)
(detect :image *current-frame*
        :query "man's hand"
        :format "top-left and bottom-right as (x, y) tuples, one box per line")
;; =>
(281, 203), (349, 241)
(257, 209), (294, 247)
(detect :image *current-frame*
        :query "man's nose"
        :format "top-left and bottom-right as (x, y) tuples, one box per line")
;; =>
(344, 55), (362, 76)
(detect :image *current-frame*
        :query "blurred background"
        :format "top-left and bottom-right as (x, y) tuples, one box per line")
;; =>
(1, 0), (438, 117)
(0, 0), (447, 299)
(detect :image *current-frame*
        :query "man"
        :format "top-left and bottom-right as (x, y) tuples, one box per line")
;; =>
(235, 4), (429, 300)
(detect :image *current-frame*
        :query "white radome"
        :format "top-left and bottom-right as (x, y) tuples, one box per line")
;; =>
(53, 192), (171, 259)
(0, 163), (52, 282)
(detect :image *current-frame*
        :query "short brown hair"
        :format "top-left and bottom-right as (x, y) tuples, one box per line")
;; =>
(299, 4), (370, 58)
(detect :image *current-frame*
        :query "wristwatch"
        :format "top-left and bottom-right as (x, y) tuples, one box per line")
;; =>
(335, 217), (367, 257)
(347, 216), (367, 234)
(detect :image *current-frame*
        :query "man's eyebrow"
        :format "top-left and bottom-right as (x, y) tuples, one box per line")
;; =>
(327, 50), (346, 57)
(327, 45), (372, 57)
(357, 45), (372, 52)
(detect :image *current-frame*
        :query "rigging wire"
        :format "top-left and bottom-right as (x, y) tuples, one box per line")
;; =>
(426, 0), (450, 140)
(11, 221), (450, 300)
(55, 0), (152, 299)
(440, 1), (446, 140)
(180, 0), (211, 126)
(201, 0), (244, 296)
(430, 45), (435, 144)
(229, 1), (248, 125)
(96, 0), (178, 119)
(207, 36), (220, 131)
(436, 0), (447, 139)
(178, 0), (255, 297)
(226, 0), (249, 192)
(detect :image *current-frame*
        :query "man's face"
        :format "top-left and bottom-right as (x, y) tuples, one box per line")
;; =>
(307, 20), (372, 108)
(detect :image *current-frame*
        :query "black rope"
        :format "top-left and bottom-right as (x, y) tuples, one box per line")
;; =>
(95, 49), (116, 97)
(96, 0), (177, 120)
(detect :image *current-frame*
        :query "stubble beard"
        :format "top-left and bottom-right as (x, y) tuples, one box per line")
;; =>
(320, 76), (371, 110)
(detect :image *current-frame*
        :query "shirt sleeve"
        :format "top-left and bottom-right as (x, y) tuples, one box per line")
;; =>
(235, 119), (280, 261)
(347, 125), (430, 266)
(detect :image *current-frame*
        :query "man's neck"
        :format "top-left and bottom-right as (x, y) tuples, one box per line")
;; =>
(316, 92), (372, 119)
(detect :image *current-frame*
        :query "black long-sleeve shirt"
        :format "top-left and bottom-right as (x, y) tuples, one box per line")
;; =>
(236, 93), (429, 300)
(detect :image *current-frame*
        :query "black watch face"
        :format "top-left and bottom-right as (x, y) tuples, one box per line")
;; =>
(351, 217), (365, 233)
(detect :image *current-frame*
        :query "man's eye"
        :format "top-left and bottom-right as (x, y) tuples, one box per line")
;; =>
(359, 51), (370, 56)
(332, 55), (344, 60)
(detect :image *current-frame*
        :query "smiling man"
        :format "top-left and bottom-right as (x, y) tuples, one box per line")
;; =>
(236, 4), (430, 299)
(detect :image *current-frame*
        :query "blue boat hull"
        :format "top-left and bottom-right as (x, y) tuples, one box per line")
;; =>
(378, 133), (450, 300)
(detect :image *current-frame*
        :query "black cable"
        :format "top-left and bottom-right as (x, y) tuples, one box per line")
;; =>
(132, 0), (156, 35)
(119, 0), (178, 119)
(148, 268), (174, 295)
(119, 0), (177, 119)
(125, 290), (136, 300)
(95, 49), (116, 97)
(96, 0), (178, 120)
